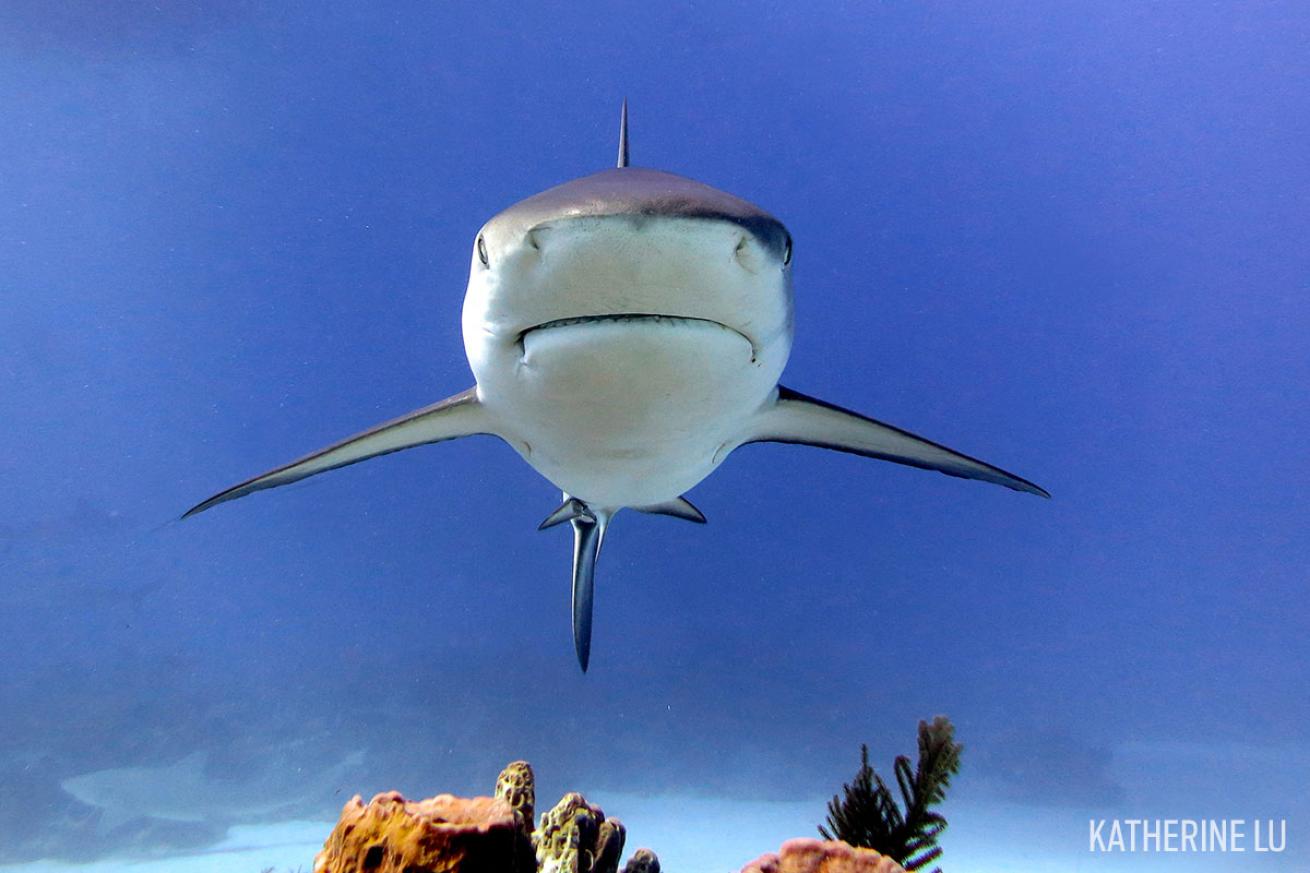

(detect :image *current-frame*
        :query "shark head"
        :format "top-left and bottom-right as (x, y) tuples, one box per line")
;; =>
(456, 105), (798, 509)
(461, 167), (796, 424)
(463, 164), (796, 370)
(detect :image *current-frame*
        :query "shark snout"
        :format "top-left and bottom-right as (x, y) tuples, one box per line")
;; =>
(521, 217), (786, 271)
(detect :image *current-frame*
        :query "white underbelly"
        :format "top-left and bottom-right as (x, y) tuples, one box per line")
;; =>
(480, 320), (775, 506)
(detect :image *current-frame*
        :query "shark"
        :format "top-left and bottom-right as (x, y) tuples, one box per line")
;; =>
(60, 749), (365, 833)
(185, 103), (1048, 671)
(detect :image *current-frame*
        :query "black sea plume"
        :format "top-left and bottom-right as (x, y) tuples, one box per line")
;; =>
(819, 716), (963, 872)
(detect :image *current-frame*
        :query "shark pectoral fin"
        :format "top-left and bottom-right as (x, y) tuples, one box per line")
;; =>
(634, 496), (707, 524)
(183, 387), (497, 518)
(569, 509), (610, 673)
(736, 385), (1050, 498)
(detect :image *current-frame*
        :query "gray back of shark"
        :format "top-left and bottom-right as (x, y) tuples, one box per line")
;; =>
(184, 103), (1047, 672)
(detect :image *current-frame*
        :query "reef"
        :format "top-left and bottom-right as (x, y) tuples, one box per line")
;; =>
(495, 759), (535, 835)
(313, 760), (907, 873)
(314, 761), (655, 873)
(622, 848), (661, 872)
(535, 791), (626, 873)
(741, 838), (907, 873)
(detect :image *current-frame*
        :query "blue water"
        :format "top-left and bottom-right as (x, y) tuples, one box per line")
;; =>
(2, 2), (1307, 870)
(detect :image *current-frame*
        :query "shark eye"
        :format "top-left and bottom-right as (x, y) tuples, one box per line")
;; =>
(782, 234), (793, 266)
(477, 235), (489, 267)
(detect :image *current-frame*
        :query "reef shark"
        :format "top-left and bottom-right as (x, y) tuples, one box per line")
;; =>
(185, 103), (1047, 671)
(61, 749), (364, 833)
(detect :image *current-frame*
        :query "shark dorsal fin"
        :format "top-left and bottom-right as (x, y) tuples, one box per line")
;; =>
(617, 99), (630, 169)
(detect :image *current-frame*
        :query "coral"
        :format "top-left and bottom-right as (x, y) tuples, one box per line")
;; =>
(496, 761), (536, 839)
(740, 838), (906, 873)
(313, 790), (534, 873)
(819, 717), (962, 873)
(622, 848), (661, 873)
(533, 792), (626, 873)
(312, 760), (660, 873)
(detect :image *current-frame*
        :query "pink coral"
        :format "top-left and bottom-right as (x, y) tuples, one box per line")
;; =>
(740, 838), (907, 873)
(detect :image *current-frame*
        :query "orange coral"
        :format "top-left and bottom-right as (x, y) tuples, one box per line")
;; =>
(313, 790), (534, 873)
(739, 838), (908, 873)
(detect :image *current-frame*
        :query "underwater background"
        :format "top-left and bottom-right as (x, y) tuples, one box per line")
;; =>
(1, 1), (1307, 870)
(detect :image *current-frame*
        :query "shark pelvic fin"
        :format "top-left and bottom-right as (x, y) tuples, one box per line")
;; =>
(736, 385), (1050, 498)
(634, 495), (707, 524)
(538, 497), (595, 531)
(183, 387), (497, 518)
(569, 505), (610, 673)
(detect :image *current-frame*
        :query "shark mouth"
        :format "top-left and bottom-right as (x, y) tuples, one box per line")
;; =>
(518, 313), (756, 359)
